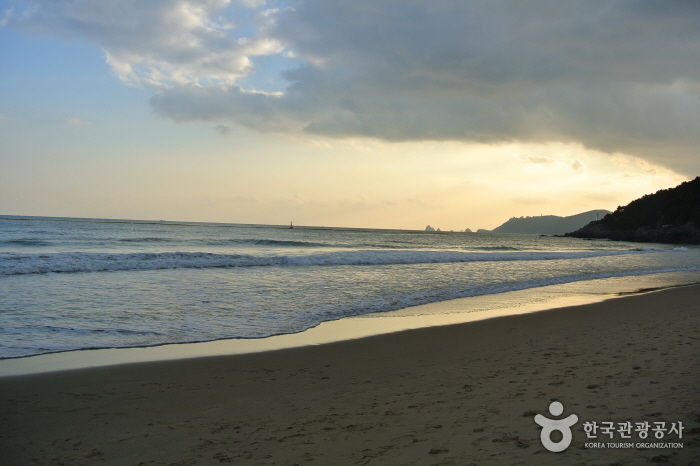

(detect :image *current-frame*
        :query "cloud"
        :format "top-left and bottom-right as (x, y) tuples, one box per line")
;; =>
(8, 0), (700, 174)
(523, 156), (554, 165)
(0, 9), (12, 27)
(8, 0), (283, 87)
(571, 159), (585, 174)
(214, 125), (234, 136)
(67, 117), (93, 126)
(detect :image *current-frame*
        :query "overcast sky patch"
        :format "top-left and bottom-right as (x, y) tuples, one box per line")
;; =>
(7, 0), (700, 175)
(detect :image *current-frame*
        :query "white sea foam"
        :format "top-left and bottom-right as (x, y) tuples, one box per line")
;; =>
(0, 248), (664, 276)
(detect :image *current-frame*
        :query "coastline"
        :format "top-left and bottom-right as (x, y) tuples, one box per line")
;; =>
(2, 271), (698, 377)
(4, 214), (699, 364)
(2, 282), (699, 464)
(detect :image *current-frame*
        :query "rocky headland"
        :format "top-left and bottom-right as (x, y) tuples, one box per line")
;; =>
(566, 177), (700, 244)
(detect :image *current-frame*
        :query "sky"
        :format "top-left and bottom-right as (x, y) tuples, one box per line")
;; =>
(1, 1), (697, 231)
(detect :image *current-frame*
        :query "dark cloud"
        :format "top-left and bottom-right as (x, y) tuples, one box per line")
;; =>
(151, 84), (303, 132)
(8, 0), (700, 174)
(153, 0), (700, 174)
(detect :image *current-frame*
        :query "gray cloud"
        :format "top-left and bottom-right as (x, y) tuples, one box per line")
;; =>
(8, 0), (700, 174)
(155, 0), (700, 174)
(214, 125), (234, 136)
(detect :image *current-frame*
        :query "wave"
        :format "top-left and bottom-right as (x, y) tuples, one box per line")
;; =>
(117, 237), (180, 243)
(43, 326), (161, 336)
(0, 248), (664, 276)
(114, 237), (329, 247)
(214, 238), (328, 247)
(0, 239), (52, 247)
(470, 246), (521, 251)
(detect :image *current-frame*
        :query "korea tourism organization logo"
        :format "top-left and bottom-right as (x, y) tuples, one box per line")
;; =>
(534, 401), (578, 452)
(533, 402), (685, 452)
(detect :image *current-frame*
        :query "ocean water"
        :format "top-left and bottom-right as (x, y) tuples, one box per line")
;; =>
(1, 215), (700, 359)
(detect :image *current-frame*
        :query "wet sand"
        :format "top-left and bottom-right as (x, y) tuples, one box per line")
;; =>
(1, 285), (699, 465)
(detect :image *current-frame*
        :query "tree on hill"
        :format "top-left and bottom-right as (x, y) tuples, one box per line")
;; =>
(598, 177), (700, 230)
(566, 177), (700, 244)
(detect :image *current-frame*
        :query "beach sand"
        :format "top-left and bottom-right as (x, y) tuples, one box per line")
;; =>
(1, 285), (699, 465)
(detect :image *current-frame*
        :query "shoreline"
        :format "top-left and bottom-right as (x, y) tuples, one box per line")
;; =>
(1, 283), (699, 464)
(2, 272), (699, 377)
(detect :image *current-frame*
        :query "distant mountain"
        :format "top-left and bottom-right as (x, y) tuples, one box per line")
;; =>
(566, 177), (700, 244)
(488, 210), (611, 235)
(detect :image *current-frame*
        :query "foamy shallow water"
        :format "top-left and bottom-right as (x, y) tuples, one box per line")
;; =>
(1, 272), (698, 376)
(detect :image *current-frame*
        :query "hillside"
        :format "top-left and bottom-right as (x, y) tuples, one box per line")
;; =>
(489, 210), (611, 235)
(566, 177), (700, 244)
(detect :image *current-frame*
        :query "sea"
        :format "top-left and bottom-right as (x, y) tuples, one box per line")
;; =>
(1, 215), (700, 360)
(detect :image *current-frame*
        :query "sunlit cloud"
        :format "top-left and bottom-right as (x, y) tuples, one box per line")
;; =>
(8, 0), (284, 88)
(571, 159), (585, 174)
(523, 156), (555, 165)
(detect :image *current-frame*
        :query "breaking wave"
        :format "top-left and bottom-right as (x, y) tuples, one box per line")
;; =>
(0, 248), (663, 276)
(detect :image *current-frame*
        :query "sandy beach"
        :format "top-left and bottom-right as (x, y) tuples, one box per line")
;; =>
(1, 285), (699, 465)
